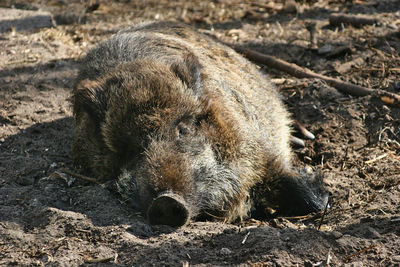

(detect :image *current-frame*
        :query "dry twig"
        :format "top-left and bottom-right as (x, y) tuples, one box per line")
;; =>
(60, 169), (101, 185)
(6, 56), (38, 65)
(378, 90), (400, 107)
(234, 46), (400, 107)
(329, 13), (378, 27)
(326, 248), (332, 266)
(317, 197), (330, 230)
(241, 231), (251, 244)
(235, 46), (372, 96)
(84, 256), (114, 263)
(365, 153), (387, 165)
(344, 244), (377, 263)
(305, 21), (318, 50)
(281, 214), (313, 220)
(250, 2), (282, 11)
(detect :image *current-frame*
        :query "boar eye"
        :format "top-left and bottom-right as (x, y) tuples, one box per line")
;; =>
(177, 124), (192, 138)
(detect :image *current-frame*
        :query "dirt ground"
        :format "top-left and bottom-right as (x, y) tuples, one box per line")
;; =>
(0, 0), (399, 266)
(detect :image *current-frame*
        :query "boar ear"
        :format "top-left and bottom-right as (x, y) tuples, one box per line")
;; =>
(171, 52), (202, 97)
(74, 79), (107, 125)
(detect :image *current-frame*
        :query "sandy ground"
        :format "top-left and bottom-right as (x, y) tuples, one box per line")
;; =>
(0, 0), (399, 266)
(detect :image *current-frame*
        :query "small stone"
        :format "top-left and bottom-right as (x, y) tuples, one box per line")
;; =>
(29, 198), (41, 207)
(364, 226), (381, 239)
(220, 247), (232, 255)
(382, 105), (390, 112)
(41, 254), (53, 263)
(330, 230), (343, 239)
(304, 165), (313, 175)
(318, 44), (333, 54)
(394, 81), (400, 90)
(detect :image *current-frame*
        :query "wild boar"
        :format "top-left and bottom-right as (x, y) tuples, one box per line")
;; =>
(72, 21), (328, 227)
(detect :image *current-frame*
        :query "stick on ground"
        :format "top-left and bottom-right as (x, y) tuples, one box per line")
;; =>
(234, 46), (400, 107)
(344, 244), (377, 263)
(60, 169), (101, 185)
(235, 46), (372, 96)
(317, 197), (330, 230)
(329, 13), (378, 27)
(378, 90), (400, 106)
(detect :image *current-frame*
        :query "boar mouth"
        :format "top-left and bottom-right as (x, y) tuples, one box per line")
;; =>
(147, 192), (190, 227)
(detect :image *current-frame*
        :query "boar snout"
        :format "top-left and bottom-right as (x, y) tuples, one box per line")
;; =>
(147, 192), (190, 227)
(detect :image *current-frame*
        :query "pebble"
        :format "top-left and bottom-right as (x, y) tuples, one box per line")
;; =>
(330, 230), (343, 239)
(50, 162), (58, 168)
(318, 44), (333, 54)
(304, 165), (313, 175)
(220, 247), (232, 255)
(394, 81), (400, 90)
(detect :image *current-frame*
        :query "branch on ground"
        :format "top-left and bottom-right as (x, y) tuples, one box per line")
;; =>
(329, 13), (379, 27)
(233, 46), (400, 107)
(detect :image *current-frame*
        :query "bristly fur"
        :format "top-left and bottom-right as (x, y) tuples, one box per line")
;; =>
(72, 21), (328, 224)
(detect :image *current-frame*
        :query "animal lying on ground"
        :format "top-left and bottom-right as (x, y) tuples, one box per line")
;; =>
(72, 21), (329, 227)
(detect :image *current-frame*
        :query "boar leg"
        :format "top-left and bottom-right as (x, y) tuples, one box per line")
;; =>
(272, 171), (329, 216)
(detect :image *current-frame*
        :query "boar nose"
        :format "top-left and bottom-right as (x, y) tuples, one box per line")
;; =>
(147, 192), (190, 227)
